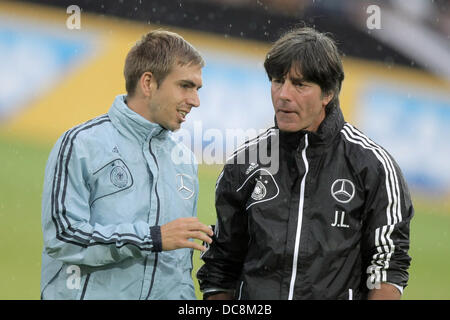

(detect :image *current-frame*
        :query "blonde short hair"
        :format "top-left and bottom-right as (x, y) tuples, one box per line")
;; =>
(124, 30), (205, 97)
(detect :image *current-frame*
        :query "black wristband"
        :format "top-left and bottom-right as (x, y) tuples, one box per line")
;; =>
(150, 225), (162, 252)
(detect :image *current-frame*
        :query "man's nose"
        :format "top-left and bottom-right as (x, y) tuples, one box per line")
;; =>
(188, 91), (200, 108)
(279, 81), (292, 101)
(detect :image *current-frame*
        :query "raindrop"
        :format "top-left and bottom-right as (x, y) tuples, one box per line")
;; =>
(384, 56), (394, 67)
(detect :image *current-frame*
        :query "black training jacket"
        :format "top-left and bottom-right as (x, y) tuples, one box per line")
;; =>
(197, 105), (413, 300)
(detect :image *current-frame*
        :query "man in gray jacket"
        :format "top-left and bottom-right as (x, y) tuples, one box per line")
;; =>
(41, 30), (213, 299)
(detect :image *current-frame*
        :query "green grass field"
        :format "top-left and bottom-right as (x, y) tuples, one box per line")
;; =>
(0, 134), (449, 299)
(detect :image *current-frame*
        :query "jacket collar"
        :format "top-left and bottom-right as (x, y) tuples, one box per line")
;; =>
(108, 94), (168, 142)
(277, 102), (345, 150)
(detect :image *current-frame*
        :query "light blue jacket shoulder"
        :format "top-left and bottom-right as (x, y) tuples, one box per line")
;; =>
(41, 95), (198, 299)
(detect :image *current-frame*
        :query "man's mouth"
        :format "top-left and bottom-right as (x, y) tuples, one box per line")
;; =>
(178, 110), (188, 122)
(278, 109), (296, 115)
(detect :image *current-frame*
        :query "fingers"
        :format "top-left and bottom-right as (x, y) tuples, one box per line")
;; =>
(182, 217), (214, 237)
(160, 217), (214, 252)
(181, 240), (209, 252)
(187, 230), (213, 245)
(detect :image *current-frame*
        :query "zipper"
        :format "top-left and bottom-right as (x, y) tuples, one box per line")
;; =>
(288, 134), (309, 300)
(145, 137), (161, 300)
(348, 289), (353, 300)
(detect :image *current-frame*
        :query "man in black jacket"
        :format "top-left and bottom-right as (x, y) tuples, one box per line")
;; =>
(197, 27), (413, 300)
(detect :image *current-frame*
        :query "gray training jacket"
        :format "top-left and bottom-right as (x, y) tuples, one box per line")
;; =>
(41, 94), (198, 299)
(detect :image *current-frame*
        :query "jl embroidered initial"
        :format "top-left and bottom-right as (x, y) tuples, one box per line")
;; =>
(331, 210), (349, 228)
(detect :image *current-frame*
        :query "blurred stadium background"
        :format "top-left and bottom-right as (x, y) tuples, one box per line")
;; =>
(0, 0), (449, 299)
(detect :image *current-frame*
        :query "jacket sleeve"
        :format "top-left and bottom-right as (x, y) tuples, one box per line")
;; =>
(197, 163), (250, 295)
(361, 154), (413, 291)
(42, 135), (160, 267)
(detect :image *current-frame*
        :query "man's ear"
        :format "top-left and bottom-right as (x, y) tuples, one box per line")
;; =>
(322, 90), (334, 107)
(139, 71), (155, 98)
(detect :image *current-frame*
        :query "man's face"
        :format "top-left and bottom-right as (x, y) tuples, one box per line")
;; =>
(271, 66), (332, 133)
(148, 63), (202, 131)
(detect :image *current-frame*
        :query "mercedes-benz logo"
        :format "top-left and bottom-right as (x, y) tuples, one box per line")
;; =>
(176, 173), (195, 200)
(331, 179), (355, 203)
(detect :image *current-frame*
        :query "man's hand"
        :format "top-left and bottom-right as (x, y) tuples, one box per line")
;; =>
(160, 217), (213, 252)
(368, 283), (402, 300)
